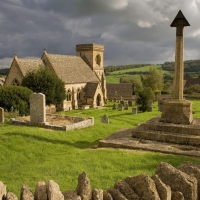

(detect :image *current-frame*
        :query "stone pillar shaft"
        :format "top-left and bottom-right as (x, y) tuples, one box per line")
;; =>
(174, 34), (184, 100)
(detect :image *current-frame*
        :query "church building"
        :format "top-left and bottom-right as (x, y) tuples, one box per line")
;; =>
(4, 43), (107, 110)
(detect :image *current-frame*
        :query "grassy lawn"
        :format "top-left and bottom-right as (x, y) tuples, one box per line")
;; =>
(1, 101), (200, 197)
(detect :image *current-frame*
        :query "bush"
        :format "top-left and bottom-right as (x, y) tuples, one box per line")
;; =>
(136, 87), (155, 112)
(0, 86), (33, 116)
(21, 66), (66, 106)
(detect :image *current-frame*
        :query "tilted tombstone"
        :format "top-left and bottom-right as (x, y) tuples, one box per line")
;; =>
(124, 102), (129, 110)
(112, 104), (116, 110)
(132, 107), (137, 114)
(128, 100), (133, 107)
(0, 107), (4, 123)
(120, 100), (124, 106)
(118, 104), (123, 111)
(30, 93), (46, 123)
(101, 114), (109, 124)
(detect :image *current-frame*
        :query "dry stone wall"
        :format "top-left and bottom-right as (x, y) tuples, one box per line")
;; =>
(1, 162), (200, 200)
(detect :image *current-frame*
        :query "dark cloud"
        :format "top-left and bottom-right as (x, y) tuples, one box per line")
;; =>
(0, 0), (200, 68)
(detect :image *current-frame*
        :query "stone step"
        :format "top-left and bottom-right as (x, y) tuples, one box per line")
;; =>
(132, 129), (200, 146)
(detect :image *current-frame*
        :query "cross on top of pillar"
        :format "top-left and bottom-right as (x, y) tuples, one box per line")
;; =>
(171, 10), (190, 36)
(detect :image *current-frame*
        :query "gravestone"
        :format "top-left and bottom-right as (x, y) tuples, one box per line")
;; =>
(147, 99), (153, 107)
(120, 101), (124, 106)
(132, 108), (137, 115)
(112, 104), (116, 110)
(118, 104), (123, 111)
(101, 115), (109, 124)
(0, 107), (4, 123)
(147, 106), (153, 112)
(120, 96), (123, 101)
(128, 100), (133, 107)
(124, 102), (129, 110)
(30, 93), (46, 123)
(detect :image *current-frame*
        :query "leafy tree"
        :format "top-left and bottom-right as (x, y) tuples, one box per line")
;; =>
(21, 66), (66, 106)
(0, 86), (33, 115)
(136, 87), (155, 112)
(120, 76), (143, 94)
(143, 67), (164, 92)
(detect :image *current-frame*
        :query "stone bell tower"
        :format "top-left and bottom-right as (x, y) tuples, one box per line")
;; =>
(76, 43), (104, 80)
(76, 43), (107, 100)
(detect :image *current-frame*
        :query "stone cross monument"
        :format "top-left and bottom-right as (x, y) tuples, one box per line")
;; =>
(160, 10), (193, 125)
(171, 10), (190, 100)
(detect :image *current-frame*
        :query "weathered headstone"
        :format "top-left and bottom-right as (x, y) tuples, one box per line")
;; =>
(124, 102), (129, 110)
(120, 101), (124, 106)
(30, 93), (46, 123)
(112, 104), (116, 110)
(147, 99), (153, 107)
(120, 96), (123, 101)
(128, 100), (132, 107)
(118, 104), (123, 111)
(147, 106), (153, 112)
(0, 107), (4, 123)
(101, 115), (109, 124)
(132, 108), (137, 115)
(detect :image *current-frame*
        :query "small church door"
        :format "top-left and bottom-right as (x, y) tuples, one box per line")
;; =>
(96, 94), (101, 106)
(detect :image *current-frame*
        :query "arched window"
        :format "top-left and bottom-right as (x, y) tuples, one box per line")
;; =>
(66, 89), (72, 101)
(11, 78), (20, 86)
(77, 88), (81, 100)
(95, 54), (101, 66)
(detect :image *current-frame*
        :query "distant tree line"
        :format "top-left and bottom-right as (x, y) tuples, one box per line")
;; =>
(162, 60), (200, 72)
(0, 68), (9, 76)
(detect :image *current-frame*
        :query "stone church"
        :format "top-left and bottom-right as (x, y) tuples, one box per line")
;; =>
(4, 43), (107, 110)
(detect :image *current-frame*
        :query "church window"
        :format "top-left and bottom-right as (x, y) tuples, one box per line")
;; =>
(95, 54), (101, 65)
(77, 88), (81, 100)
(66, 89), (72, 101)
(11, 78), (20, 86)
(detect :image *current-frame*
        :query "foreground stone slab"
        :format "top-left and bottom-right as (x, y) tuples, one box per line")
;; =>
(92, 189), (103, 200)
(76, 172), (92, 200)
(114, 181), (139, 200)
(0, 107), (4, 123)
(62, 190), (81, 200)
(107, 188), (127, 200)
(155, 162), (197, 200)
(20, 185), (34, 200)
(125, 174), (160, 200)
(35, 181), (47, 200)
(47, 180), (64, 200)
(0, 181), (6, 200)
(6, 192), (18, 200)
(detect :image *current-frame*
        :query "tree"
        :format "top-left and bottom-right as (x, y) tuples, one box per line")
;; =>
(143, 67), (164, 92)
(136, 87), (155, 112)
(0, 86), (33, 115)
(120, 76), (143, 94)
(21, 66), (66, 106)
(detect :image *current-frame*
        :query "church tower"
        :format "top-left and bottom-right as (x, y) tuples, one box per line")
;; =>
(76, 43), (107, 100)
(76, 43), (104, 80)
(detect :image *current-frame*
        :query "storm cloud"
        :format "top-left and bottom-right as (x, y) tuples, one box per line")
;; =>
(0, 0), (200, 68)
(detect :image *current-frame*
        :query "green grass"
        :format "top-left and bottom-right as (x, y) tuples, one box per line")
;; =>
(1, 101), (200, 197)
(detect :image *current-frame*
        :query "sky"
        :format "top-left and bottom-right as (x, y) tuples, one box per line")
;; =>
(0, 0), (200, 69)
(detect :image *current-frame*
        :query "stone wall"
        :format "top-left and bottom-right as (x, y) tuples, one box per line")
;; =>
(1, 161), (200, 200)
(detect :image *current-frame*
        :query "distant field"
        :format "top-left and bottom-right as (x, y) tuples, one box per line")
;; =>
(106, 65), (164, 83)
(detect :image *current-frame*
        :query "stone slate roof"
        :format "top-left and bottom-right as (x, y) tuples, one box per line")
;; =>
(84, 82), (98, 98)
(46, 54), (99, 84)
(184, 78), (200, 88)
(17, 58), (44, 76)
(106, 83), (132, 98)
(0, 78), (5, 86)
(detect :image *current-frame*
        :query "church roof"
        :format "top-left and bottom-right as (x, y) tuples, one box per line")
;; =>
(17, 58), (44, 76)
(106, 83), (133, 98)
(84, 82), (98, 98)
(45, 54), (99, 84)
